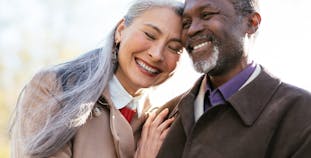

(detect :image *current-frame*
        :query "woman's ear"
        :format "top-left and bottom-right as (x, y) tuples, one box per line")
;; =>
(246, 12), (261, 35)
(115, 18), (126, 43)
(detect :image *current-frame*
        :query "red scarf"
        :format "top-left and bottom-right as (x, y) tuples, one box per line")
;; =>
(119, 107), (136, 123)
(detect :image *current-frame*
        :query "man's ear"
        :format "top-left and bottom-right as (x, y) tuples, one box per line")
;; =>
(115, 18), (126, 43)
(246, 12), (261, 35)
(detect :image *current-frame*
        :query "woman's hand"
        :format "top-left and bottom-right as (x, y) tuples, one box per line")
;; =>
(134, 108), (175, 158)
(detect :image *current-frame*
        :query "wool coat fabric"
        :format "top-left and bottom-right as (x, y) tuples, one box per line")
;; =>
(157, 66), (311, 158)
(51, 91), (148, 158)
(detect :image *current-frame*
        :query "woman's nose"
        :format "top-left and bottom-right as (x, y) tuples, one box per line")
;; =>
(148, 45), (165, 62)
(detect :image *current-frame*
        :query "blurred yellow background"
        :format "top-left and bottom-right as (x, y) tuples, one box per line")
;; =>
(0, 1), (132, 157)
(1, 0), (311, 157)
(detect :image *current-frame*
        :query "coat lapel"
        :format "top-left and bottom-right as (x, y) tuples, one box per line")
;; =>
(102, 90), (135, 158)
(178, 75), (205, 136)
(130, 98), (150, 148)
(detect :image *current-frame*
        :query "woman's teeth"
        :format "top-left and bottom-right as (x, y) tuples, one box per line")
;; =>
(136, 60), (159, 74)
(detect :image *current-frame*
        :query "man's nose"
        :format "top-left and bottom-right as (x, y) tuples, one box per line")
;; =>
(187, 19), (204, 37)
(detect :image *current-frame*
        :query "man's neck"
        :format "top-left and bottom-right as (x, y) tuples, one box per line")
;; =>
(209, 60), (249, 88)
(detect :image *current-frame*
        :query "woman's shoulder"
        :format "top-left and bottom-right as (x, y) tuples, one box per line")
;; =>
(32, 68), (58, 81)
(28, 68), (59, 90)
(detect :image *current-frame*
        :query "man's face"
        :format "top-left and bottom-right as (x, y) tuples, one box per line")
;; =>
(182, 0), (248, 76)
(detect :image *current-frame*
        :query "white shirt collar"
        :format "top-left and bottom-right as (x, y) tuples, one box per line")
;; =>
(108, 75), (145, 116)
(194, 76), (206, 122)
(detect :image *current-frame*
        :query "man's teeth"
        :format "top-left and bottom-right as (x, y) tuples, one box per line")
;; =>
(137, 60), (159, 74)
(193, 42), (209, 50)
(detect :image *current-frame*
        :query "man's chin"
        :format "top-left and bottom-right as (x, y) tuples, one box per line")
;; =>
(193, 61), (215, 74)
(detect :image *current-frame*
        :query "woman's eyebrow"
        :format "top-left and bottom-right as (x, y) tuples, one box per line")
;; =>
(144, 23), (162, 34)
(144, 23), (182, 43)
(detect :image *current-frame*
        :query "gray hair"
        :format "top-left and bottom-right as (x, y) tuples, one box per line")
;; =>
(231, 0), (259, 16)
(9, 0), (183, 157)
(124, 0), (183, 26)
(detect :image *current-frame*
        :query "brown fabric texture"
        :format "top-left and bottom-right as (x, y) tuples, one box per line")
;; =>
(157, 67), (311, 158)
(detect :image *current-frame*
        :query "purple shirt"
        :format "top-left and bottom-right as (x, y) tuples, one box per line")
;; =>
(204, 62), (257, 111)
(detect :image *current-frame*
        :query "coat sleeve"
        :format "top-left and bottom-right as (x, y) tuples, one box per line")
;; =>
(49, 141), (72, 158)
(12, 70), (72, 157)
(20, 70), (61, 138)
(292, 126), (311, 157)
(270, 89), (311, 158)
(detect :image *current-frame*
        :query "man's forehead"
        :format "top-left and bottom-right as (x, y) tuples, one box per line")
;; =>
(184, 0), (208, 11)
(183, 0), (217, 14)
(184, 0), (219, 9)
(183, 0), (234, 14)
(184, 0), (233, 6)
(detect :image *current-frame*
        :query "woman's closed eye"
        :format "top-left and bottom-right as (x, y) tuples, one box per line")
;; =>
(144, 32), (156, 40)
(168, 45), (183, 55)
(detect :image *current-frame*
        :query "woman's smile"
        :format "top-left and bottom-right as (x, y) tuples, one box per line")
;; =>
(135, 58), (161, 76)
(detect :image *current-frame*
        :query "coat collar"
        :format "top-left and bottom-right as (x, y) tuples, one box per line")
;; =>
(177, 66), (282, 135)
(99, 88), (149, 150)
(228, 66), (282, 126)
(108, 75), (134, 110)
(178, 76), (205, 136)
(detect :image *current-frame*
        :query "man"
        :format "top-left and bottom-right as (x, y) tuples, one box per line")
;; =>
(156, 0), (311, 157)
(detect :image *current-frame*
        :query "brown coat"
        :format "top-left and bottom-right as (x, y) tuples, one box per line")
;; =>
(157, 67), (311, 158)
(18, 70), (148, 158)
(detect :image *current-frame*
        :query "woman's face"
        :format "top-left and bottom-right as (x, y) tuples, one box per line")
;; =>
(115, 7), (183, 96)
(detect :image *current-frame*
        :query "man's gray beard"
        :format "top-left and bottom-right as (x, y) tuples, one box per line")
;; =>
(191, 47), (219, 74)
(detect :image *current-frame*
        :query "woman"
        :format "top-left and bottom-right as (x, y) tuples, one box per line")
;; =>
(9, 0), (184, 157)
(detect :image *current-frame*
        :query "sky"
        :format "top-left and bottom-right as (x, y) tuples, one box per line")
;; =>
(0, 0), (311, 106)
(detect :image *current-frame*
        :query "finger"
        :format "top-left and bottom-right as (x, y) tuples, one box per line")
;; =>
(160, 127), (170, 140)
(152, 108), (169, 127)
(146, 111), (157, 124)
(141, 112), (156, 141)
(147, 110), (171, 140)
(131, 114), (148, 130)
(158, 117), (175, 132)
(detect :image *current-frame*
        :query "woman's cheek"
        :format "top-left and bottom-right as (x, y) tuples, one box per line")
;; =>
(134, 33), (152, 49)
(166, 54), (180, 72)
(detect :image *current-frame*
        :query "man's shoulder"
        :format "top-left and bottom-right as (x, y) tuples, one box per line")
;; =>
(157, 93), (185, 115)
(258, 67), (311, 108)
(250, 66), (311, 100)
(277, 82), (311, 106)
(160, 75), (206, 112)
(281, 81), (310, 93)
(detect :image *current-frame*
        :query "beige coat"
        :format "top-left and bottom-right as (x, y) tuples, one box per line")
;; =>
(52, 91), (148, 158)
(17, 70), (149, 158)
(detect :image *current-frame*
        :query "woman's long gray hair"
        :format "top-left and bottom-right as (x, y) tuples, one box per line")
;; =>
(9, 0), (183, 157)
